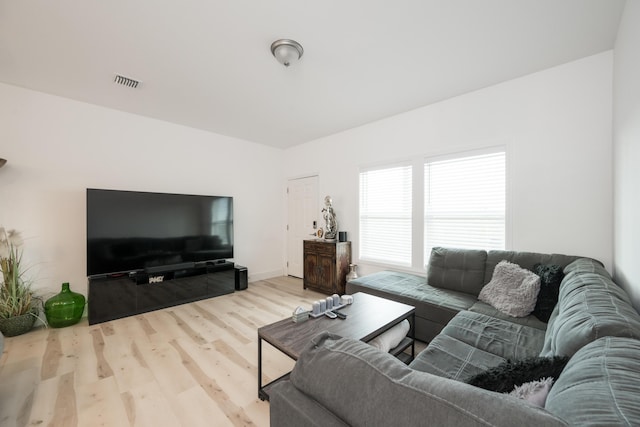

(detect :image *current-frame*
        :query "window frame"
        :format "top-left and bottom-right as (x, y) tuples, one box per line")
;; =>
(358, 160), (414, 268)
(423, 148), (507, 259)
(356, 146), (509, 272)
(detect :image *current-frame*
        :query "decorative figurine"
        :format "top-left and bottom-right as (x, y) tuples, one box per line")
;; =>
(322, 195), (338, 240)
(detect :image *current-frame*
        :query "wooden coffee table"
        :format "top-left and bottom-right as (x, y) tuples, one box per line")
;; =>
(258, 292), (415, 400)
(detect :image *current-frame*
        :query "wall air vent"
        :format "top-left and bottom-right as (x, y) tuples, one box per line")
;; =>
(114, 74), (141, 88)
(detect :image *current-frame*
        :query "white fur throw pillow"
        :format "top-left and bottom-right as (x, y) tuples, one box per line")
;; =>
(478, 260), (541, 317)
(508, 377), (554, 407)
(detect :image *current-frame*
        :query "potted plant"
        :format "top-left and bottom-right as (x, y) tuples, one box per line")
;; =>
(0, 227), (42, 336)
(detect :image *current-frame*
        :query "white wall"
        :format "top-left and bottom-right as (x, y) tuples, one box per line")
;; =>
(0, 48), (619, 308)
(613, 1), (640, 311)
(285, 52), (614, 278)
(0, 82), (285, 301)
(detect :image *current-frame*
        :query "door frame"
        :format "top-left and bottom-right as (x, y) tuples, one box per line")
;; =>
(286, 174), (319, 278)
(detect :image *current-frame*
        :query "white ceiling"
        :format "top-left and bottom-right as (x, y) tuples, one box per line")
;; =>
(0, 0), (626, 149)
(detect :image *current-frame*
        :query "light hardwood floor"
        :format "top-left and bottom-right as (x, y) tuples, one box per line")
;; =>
(0, 276), (331, 427)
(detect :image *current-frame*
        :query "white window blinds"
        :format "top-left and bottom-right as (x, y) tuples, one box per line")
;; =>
(359, 164), (412, 266)
(424, 151), (505, 256)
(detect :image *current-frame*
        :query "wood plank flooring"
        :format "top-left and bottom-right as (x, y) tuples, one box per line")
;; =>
(0, 276), (329, 427)
(0, 277), (426, 427)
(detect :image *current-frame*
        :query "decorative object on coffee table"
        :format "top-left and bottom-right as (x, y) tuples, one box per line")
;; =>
(45, 282), (86, 327)
(0, 227), (42, 336)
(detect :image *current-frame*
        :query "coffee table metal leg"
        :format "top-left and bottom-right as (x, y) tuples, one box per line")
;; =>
(258, 336), (267, 400)
(258, 337), (292, 401)
(410, 312), (415, 360)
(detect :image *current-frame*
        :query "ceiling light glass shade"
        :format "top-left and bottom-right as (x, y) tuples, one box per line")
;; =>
(271, 39), (304, 67)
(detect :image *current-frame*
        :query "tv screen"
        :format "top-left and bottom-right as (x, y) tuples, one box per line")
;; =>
(87, 188), (233, 277)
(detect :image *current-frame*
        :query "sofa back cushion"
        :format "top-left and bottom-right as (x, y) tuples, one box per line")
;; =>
(546, 336), (640, 426)
(427, 247), (487, 296)
(484, 250), (582, 284)
(563, 256), (612, 278)
(541, 258), (640, 358)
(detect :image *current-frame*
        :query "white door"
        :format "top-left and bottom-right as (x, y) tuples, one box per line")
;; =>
(287, 176), (319, 278)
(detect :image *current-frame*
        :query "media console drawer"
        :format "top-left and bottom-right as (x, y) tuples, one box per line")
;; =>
(88, 262), (235, 325)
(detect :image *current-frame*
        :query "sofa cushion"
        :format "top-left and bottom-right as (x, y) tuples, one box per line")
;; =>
(468, 301), (547, 330)
(426, 247), (487, 296)
(466, 356), (569, 393)
(541, 264), (640, 358)
(478, 260), (541, 317)
(532, 263), (564, 322)
(442, 311), (546, 360)
(484, 250), (582, 284)
(410, 311), (546, 381)
(408, 333), (506, 380)
(546, 336), (640, 426)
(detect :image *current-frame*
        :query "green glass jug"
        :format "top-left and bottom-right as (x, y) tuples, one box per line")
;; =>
(44, 282), (86, 328)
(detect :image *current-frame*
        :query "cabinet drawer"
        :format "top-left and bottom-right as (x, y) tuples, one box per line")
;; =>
(304, 240), (336, 255)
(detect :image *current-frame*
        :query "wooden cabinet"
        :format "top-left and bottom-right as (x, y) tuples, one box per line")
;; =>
(303, 240), (351, 295)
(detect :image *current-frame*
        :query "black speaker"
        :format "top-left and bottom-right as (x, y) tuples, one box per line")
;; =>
(235, 265), (248, 291)
(338, 231), (347, 242)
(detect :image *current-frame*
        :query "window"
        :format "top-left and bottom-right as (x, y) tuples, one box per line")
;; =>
(424, 151), (505, 257)
(359, 164), (412, 266)
(358, 149), (506, 270)
(211, 197), (233, 245)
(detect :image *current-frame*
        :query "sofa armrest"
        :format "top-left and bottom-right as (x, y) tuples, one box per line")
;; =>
(286, 332), (568, 427)
(269, 380), (350, 427)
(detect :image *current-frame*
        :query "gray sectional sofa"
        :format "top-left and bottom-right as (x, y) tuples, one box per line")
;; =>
(269, 248), (640, 426)
(346, 247), (582, 343)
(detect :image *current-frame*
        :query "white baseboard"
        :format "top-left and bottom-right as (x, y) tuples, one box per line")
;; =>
(248, 268), (284, 283)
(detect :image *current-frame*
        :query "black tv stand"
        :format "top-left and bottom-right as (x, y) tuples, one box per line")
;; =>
(88, 261), (235, 325)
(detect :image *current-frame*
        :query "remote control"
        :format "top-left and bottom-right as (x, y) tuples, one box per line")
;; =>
(325, 311), (337, 319)
(334, 311), (347, 319)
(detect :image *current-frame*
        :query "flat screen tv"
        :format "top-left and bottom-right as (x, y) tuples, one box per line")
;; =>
(87, 188), (233, 277)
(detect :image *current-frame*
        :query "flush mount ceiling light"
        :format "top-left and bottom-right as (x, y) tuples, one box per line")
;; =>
(270, 39), (304, 67)
(0, 158), (6, 168)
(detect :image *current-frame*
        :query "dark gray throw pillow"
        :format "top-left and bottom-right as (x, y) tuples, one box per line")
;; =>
(533, 263), (564, 322)
(466, 356), (569, 393)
